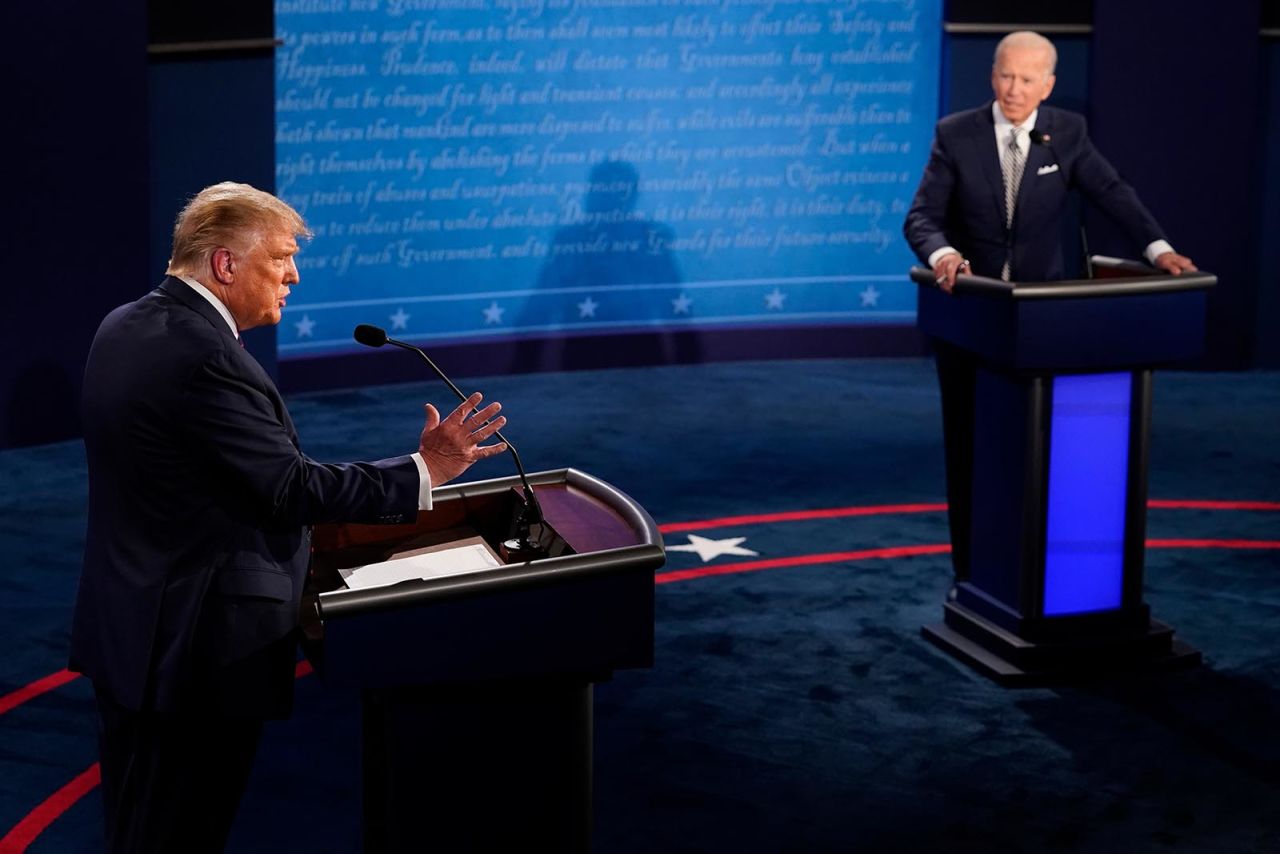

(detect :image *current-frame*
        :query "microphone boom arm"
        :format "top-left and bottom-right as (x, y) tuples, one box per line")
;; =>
(355, 325), (546, 548)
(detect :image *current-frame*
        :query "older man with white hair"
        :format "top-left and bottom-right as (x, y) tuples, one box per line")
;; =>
(903, 31), (1196, 583)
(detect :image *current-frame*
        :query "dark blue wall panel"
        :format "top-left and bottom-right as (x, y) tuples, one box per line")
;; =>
(148, 52), (279, 376)
(1258, 38), (1280, 369)
(0, 4), (150, 448)
(1089, 3), (1262, 368)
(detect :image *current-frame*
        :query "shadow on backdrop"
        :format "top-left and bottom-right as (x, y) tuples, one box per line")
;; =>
(512, 161), (702, 373)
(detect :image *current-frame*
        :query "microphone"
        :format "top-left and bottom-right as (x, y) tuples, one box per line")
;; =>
(1027, 129), (1093, 278)
(353, 323), (548, 557)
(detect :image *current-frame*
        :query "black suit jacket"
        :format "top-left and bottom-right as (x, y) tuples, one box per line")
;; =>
(904, 102), (1166, 281)
(71, 277), (420, 717)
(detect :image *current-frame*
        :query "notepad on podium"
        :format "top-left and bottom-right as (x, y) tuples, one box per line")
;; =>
(337, 536), (502, 590)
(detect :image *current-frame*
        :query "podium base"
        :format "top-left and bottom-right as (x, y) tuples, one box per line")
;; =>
(923, 601), (1201, 687)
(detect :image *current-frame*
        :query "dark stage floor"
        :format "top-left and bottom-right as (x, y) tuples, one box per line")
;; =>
(1, 359), (1277, 852)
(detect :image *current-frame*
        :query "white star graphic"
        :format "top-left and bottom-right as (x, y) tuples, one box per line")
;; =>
(389, 307), (410, 330)
(482, 301), (505, 325)
(577, 296), (598, 319)
(764, 288), (787, 310)
(295, 314), (315, 338)
(860, 285), (881, 307)
(672, 293), (693, 315)
(666, 534), (759, 563)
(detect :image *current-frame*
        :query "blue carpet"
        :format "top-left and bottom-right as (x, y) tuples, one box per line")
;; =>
(1, 359), (1277, 852)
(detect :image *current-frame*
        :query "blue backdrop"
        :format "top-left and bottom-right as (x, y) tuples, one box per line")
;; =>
(274, 0), (942, 357)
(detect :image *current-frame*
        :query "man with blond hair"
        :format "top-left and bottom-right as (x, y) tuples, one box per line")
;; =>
(903, 32), (1196, 582)
(71, 182), (508, 852)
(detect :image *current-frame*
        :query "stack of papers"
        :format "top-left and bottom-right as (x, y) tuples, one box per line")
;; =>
(338, 540), (502, 591)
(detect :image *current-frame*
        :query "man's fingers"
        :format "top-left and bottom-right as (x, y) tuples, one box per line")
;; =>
(446, 392), (485, 423)
(472, 442), (508, 459)
(464, 401), (503, 427)
(469, 415), (507, 442)
(423, 403), (440, 431)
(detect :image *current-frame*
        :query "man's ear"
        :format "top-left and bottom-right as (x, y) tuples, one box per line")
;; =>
(211, 247), (236, 286)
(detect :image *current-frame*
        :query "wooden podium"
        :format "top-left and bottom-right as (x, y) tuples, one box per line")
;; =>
(912, 262), (1216, 685)
(302, 468), (664, 852)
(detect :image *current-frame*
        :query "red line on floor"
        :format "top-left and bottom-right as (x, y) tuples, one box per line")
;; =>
(657, 544), (953, 584)
(2, 523), (1276, 849)
(0, 763), (100, 854)
(1149, 538), (1280, 550)
(658, 498), (1279, 536)
(658, 503), (947, 534)
(0, 670), (79, 717)
(1149, 499), (1280, 511)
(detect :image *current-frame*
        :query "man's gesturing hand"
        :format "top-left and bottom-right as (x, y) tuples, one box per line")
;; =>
(418, 392), (508, 486)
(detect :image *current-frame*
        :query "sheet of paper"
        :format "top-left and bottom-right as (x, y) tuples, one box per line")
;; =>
(338, 542), (503, 591)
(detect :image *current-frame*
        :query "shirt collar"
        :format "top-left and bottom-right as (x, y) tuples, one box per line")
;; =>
(992, 102), (1038, 135)
(177, 275), (239, 339)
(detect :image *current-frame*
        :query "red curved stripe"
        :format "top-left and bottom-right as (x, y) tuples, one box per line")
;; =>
(0, 670), (80, 717)
(1, 517), (1275, 850)
(1149, 499), (1280, 511)
(657, 544), (952, 584)
(1149, 538), (1280, 550)
(0, 763), (100, 854)
(658, 498), (1280, 536)
(658, 503), (947, 534)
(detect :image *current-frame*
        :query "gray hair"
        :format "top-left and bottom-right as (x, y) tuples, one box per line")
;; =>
(994, 31), (1058, 77)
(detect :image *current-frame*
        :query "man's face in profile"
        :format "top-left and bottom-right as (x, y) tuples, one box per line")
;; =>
(224, 229), (301, 331)
(991, 46), (1056, 126)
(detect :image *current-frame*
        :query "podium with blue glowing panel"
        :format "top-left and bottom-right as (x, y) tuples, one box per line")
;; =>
(911, 262), (1216, 685)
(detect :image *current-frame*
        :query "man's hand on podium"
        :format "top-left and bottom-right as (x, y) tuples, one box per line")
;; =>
(933, 252), (970, 293)
(418, 392), (507, 486)
(1154, 251), (1198, 276)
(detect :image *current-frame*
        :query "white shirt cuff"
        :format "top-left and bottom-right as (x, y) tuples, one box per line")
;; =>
(411, 452), (433, 511)
(928, 246), (960, 269)
(1144, 240), (1174, 265)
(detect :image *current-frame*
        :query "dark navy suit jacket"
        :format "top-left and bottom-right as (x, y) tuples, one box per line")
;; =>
(904, 102), (1166, 281)
(71, 277), (420, 717)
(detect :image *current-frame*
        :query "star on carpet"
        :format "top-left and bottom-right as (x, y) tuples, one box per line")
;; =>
(666, 534), (759, 563)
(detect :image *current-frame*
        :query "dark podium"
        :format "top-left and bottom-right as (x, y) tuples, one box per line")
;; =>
(302, 467), (664, 852)
(912, 260), (1216, 685)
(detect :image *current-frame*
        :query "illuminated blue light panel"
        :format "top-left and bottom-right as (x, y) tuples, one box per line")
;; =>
(1042, 372), (1132, 616)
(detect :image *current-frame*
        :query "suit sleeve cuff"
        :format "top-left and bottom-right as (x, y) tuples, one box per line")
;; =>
(928, 246), (960, 268)
(1144, 240), (1174, 264)
(411, 452), (433, 511)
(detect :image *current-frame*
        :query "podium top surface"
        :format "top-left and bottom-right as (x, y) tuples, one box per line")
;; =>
(909, 266), (1216, 371)
(312, 467), (664, 620)
(908, 266), (1217, 300)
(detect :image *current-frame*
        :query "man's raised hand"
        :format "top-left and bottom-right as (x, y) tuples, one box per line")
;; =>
(418, 392), (507, 486)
